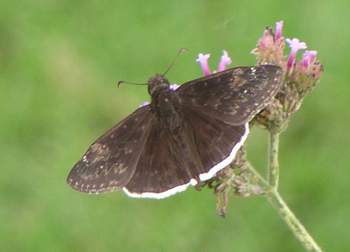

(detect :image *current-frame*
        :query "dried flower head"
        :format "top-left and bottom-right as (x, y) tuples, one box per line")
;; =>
(252, 21), (323, 131)
(252, 21), (285, 66)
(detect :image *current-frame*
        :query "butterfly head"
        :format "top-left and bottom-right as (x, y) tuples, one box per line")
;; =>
(148, 74), (170, 96)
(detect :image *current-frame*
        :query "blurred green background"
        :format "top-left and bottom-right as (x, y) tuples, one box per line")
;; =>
(1, 0), (349, 251)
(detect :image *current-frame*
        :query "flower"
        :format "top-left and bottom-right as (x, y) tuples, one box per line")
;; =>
(196, 50), (232, 76)
(286, 38), (307, 70)
(217, 50), (232, 72)
(139, 101), (150, 107)
(169, 84), (180, 90)
(196, 53), (211, 76)
(274, 21), (284, 41)
(252, 21), (323, 131)
(258, 29), (275, 49)
(252, 21), (285, 66)
(296, 49), (322, 81)
(301, 50), (317, 69)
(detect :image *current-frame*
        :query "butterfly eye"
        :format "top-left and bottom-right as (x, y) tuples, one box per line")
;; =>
(148, 75), (170, 96)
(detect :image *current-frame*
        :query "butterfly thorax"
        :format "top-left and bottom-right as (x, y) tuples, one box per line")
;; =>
(148, 74), (182, 131)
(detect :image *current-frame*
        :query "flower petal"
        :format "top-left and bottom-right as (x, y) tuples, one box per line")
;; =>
(286, 38), (307, 52)
(169, 84), (180, 90)
(217, 50), (232, 72)
(196, 53), (211, 76)
(286, 38), (307, 70)
(274, 21), (284, 41)
(302, 50), (318, 68)
(139, 101), (150, 107)
(259, 29), (274, 49)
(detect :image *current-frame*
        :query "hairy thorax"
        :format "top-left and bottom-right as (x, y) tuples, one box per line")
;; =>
(151, 88), (182, 131)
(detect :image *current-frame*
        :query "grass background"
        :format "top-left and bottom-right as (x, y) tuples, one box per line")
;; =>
(1, 0), (349, 251)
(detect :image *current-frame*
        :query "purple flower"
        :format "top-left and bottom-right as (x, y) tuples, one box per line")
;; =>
(301, 50), (317, 69)
(286, 38), (307, 70)
(139, 101), (150, 107)
(217, 50), (232, 72)
(196, 53), (211, 76)
(169, 84), (180, 90)
(274, 21), (284, 41)
(258, 29), (274, 49)
(196, 50), (232, 76)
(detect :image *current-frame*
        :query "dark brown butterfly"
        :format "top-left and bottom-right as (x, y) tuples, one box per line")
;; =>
(67, 65), (283, 199)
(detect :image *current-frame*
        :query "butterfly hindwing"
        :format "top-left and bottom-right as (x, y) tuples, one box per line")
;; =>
(177, 65), (283, 125)
(183, 108), (249, 181)
(67, 106), (154, 193)
(123, 107), (248, 199)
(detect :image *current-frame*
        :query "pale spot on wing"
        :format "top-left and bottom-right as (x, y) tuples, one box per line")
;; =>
(112, 163), (128, 175)
(233, 68), (244, 75)
(123, 148), (133, 155)
(87, 143), (111, 164)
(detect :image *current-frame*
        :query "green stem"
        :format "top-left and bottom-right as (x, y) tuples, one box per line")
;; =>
(268, 130), (280, 189)
(266, 189), (323, 252)
(246, 164), (323, 252)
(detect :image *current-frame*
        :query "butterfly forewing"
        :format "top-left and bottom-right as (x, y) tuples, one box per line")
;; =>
(177, 65), (283, 125)
(67, 106), (154, 193)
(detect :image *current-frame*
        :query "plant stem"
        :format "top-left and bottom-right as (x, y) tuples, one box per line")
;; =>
(268, 130), (280, 189)
(265, 189), (323, 252)
(246, 162), (323, 251)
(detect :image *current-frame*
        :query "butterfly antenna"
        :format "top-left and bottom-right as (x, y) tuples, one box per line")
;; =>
(117, 80), (147, 88)
(162, 48), (188, 76)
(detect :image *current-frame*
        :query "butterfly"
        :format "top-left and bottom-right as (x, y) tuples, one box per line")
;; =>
(67, 65), (283, 199)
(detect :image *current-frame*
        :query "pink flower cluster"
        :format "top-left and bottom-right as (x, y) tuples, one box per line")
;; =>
(253, 20), (321, 77)
(195, 20), (320, 77)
